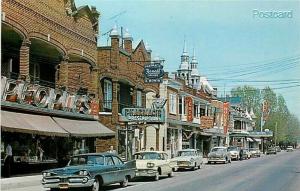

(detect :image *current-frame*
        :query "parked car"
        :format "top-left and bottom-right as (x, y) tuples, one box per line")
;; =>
(266, 147), (277, 155)
(41, 153), (136, 191)
(287, 146), (294, 152)
(208, 147), (231, 164)
(170, 149), (203, 171)
(275, 146), (281, 152)
(227, 146), (240, 160)
(243, 148), (252, 159)
(133, 151), (173, 181)
(249, 148), (261, 157)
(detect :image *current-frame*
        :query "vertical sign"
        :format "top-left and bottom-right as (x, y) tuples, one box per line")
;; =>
(223, 102), (229, 134)
(90, 100), (99, 115)
(262, 100), (269, 121)
(185, 97), (193, 122)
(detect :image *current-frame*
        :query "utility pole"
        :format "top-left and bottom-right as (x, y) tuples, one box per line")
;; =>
(275, 122), (278, 146)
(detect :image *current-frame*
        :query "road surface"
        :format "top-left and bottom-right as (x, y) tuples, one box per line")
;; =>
(2, 150), (300, 191)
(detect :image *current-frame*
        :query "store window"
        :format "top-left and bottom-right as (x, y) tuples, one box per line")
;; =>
(169, 93), (177, 114)
(103, 79), (112, 110)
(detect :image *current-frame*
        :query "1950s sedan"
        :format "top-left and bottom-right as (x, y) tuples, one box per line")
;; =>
(133, 151), (173, 181)
(208, 147), (231, 164)
(42, 153), (136, 191)
(170, 149), (203, 171)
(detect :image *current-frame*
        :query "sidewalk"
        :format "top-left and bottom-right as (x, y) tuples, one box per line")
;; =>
(1, 174), (42, 190)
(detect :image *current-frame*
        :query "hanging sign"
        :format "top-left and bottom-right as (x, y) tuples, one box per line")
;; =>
(185, 97), (193, 122)
(121, 108), (165, 123)
(144, 63), (164, 83)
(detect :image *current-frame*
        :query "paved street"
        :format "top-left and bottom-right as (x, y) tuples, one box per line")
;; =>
(2, 150), (300, 191)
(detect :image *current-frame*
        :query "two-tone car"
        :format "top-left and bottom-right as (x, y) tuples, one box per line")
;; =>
(133, 151), (173, 181)
(266, 147), (277, 155)
(42, 153), (135, 191)
(208, 147), (231, 164)
(227, 146), (240, 160)
(249, 148), (261, 157)
(171, 149), (203, 171)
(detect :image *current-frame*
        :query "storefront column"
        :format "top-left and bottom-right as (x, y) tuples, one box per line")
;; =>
(156, 126), (160, 151)
(181, 96), (185, 115)
(178, 128), (182, 151)
(19, 39), (31, 81)
(205, 104), (208, 116)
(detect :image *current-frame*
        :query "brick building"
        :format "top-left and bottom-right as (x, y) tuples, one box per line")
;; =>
(1, 0), (115, 175)
(96, 26), (159, 158)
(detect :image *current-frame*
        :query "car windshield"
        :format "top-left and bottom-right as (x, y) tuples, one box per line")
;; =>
(228, 147), (238, 151)
(69, 155), (104, 166)
(178, 151), (195, 156)
(250, 148), (258, 151)
(134, 152), (161, 160)
(211, 148), (226, 152)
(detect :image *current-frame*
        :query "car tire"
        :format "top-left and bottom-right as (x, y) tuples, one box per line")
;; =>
(91, 177), (101, 191)
(154, 172), (159, 181)
(207, 161), (211, 164)
(168, 171), (173, 177)
(198, 162), (202, 169)
(120, 176), (129, 187)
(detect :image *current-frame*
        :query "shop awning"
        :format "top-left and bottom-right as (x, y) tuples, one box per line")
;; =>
(1, 110), (69, 137)
(253, 138), (262, 143)
(52, 117), (115, 137)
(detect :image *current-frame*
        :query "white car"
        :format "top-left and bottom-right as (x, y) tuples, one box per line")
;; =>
(287, 146), (294, 152)
(171, 149), (203, 171)
(133, 151), (173, 181)
(227, 146), (240, 160)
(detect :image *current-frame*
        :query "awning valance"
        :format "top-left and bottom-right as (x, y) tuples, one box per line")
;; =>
(52, 117), (115, 137)
(1, 110), (69, 137)
(247, 137), (254, 142)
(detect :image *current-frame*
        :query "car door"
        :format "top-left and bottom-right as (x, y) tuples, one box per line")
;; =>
(163, 153), (172, 174)
(112, 156), (125, 182)
(102, 156), (117, 184)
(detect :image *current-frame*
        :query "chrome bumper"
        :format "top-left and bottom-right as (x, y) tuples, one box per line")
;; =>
(135, 169), (158, 177)
(42, 176), (94, 189)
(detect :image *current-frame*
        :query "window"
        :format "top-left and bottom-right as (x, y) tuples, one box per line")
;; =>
(112, 156), (123, 165)
(136, 90), (142, 107)
(179, 97), (182, 115)
(103, 80), (112, 110)
(105, 156), (114, 165)
(169, 94), (177, 114)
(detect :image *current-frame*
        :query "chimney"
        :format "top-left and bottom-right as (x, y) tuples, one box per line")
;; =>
(123, 28), (132, 54)
(145, 42), (152, 59)
(110, 25), (120, 51)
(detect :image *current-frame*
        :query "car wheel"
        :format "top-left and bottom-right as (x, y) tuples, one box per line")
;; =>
(192, 163), (197, 171)
(168, 171), (173, 177)
(120, 176), (129, 187)
(207, 161), (211, 164)
(198, 162), (202, 169)
(91, 177), (101, 191)
(154, 172), (159, 181)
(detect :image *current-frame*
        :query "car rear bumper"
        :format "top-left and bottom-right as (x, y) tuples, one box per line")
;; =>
(135, 169), (158, 177)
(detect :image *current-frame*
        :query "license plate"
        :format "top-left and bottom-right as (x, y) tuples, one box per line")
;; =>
(59, 184), (69, 189)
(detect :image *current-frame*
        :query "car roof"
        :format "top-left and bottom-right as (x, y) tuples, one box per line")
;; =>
(178, 149), (197, 152)
(212, 147), (227, 149)
(72, 152), (117, 157)
(135, 151), (167, 154)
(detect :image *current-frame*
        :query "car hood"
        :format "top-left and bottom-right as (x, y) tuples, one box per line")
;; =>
(229, 151), (238, 155)
(45, 165), (106, 176)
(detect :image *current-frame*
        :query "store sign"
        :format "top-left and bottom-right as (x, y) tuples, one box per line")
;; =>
(144, 63), (164, 83)
(1, 76), (99, 116)
(121, 108), (165, 123)
(200, 116), (214, 129)
(223, 102), (230, 134)
(185, 97), (193, 123)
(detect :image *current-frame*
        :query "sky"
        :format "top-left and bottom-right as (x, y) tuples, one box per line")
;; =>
(76, 0), (300, 120)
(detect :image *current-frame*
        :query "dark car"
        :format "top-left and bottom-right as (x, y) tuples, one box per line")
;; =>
(266, 147), (277, 155)
(42, 153), (136, 191)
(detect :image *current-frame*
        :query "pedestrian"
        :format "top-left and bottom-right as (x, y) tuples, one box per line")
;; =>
(38, 145), (44, 161)
(239, 148), (243, 160)
(4, 142), (13, 177)
(108, 145), (117, 154)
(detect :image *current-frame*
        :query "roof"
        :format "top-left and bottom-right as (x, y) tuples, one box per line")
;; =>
(74, 152), (117, 157)
(134, 151), (167, 154)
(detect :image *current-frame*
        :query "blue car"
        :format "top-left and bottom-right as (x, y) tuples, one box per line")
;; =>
(42, 153), (136, 191)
